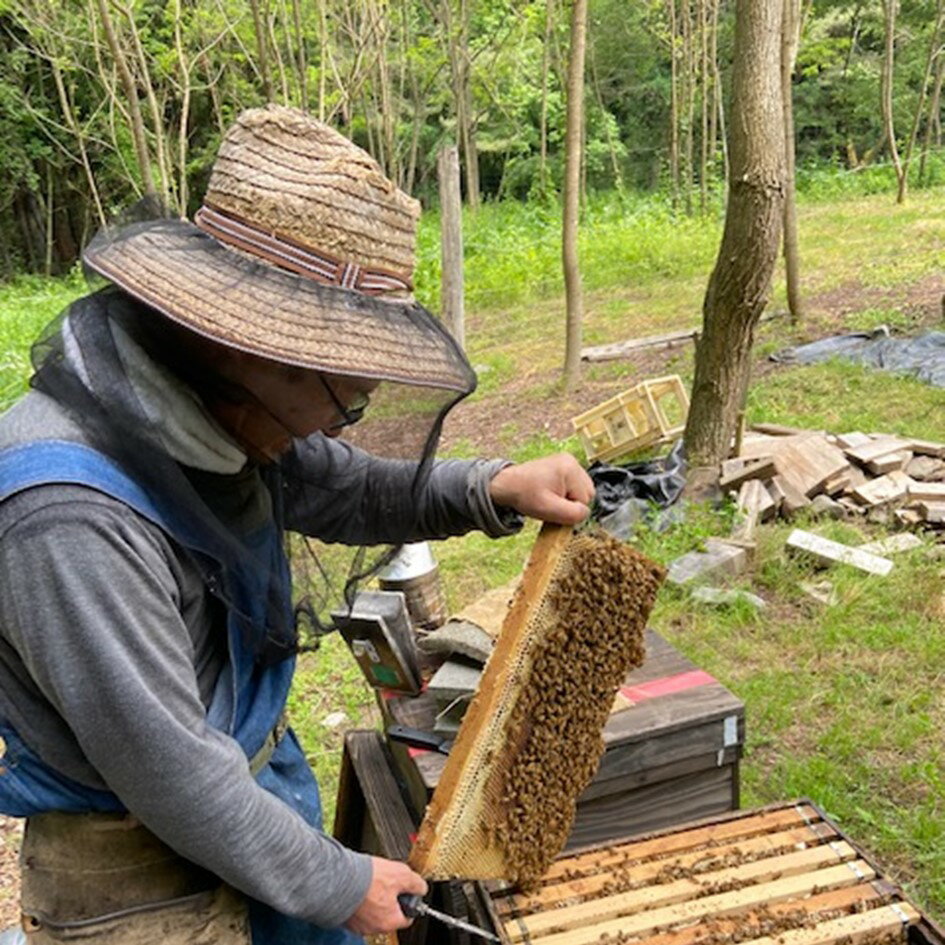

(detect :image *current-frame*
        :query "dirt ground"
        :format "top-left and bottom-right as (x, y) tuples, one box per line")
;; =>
(0, 274), (940, 928)
(0, 815), (20, 929)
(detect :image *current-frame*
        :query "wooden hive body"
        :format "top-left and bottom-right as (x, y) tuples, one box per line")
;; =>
(475, 802), (941, 945)
(384, 629), (745, 851)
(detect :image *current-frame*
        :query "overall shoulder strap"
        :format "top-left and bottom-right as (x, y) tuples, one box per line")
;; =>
(0, 440), (164, 529)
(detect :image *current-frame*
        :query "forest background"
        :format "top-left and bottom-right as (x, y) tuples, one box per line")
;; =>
(0, 0), (943, 276)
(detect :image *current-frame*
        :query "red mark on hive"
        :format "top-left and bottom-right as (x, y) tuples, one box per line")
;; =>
(620, 670), (715, 704)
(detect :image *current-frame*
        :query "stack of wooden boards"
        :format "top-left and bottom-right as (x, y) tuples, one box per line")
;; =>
(722, 425), (945, 529)
(470, 801), (943, 945)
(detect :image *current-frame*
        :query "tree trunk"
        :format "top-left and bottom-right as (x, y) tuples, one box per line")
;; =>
(92, 0), (156, 196)
(403, 0), (423, 193)
(902, 0), (945, 194)
(781, 0), (804, 323)
(708, 0), (720, 183)
(174, 0), (192, 215)
(49, 52), (106, 228)
(438, 145), (465, 349)
(250, 0), (275, 101)
(119, 1), (172, 206)
(589, 42), (623, 190)
(683, 0), (786, 468)
(291, 0), (309, 110)
(268, 4), (291, 103)
(681, 0), (695, 214)
(318, 0), (328, 119)
(920, 53), (945, 184)
(699, 0), (709, 214)
(562, 0), (588, 389)
(881, 0), (906, 203)
(443, 0), (480, 208)
(539, 0), (556, 196)
(668, 0), (680, 210)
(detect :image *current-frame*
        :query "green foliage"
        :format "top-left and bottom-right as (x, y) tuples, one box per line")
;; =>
(2, 0), (943, 275)
(415, 190), (721, 314)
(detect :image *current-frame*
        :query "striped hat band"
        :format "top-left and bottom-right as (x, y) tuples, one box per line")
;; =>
(194, 203), (413, 296)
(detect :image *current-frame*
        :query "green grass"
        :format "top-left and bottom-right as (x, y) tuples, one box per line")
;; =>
(2, 171), (945, 918)
(0, 272), (83, 408)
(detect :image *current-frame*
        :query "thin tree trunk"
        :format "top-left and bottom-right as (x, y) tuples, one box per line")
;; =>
(562, 0), (588, 389)
(119, 1), (172, 205)
(782, 0), (804, 323)
(445, 0), (479, 208)
(92, 0), (156, 196)
(403, 0), (423, 193)
(268, 4), (291, 103)
(88, 0), (140, 190)
(920, 53), (945, 183)
(589, 42), (623, 190)
(49, 54), (107, 227)
(375, 6), (397, 183)
(683, 0), (786, 469)
(708, 0), (720, 183)
(902, 0), (945, 194)
(699, 0), (709, 213)
(318, 0), (328, 119)
(174, 0), (192, 215)
(681, 0), (695, 214)
(438, 145), (465, 349)
(291, 0), (308, 110)
(539, 0), (556, 195)
(716, 30), (730, 186)
(250, 0), (274, 100)
(44, 162), (54, 276)
(881, 0), (906, 203)
(668, 0), (680, 210)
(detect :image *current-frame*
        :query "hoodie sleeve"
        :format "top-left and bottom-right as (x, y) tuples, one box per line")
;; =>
(281, 434), (523, 543)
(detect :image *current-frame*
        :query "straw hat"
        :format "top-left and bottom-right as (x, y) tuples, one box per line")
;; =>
(83, 105), (474, 393)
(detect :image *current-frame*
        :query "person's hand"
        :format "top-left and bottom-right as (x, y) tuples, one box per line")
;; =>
(345, 856), (428, 935)
(489, 453), (595, 525)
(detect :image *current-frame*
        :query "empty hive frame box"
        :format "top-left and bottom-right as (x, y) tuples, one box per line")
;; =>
(465, 801), (942, 945)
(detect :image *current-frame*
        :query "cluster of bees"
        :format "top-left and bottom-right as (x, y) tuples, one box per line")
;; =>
(488, 531), (665, 887)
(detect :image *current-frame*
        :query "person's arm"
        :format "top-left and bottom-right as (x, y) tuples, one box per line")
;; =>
(280, 434), (592, 543)
(0, 493), (393, 929)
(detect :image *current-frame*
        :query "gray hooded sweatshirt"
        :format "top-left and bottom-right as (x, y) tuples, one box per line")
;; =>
(0, 323), (519, 928)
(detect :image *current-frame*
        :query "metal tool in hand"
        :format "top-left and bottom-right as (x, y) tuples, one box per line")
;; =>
(398, 893), (500, 942)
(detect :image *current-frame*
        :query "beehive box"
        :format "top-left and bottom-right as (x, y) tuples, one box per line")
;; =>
(466, 801), (943, 945)
(382, 629), (744, 850)
(571, 376), (689, 464)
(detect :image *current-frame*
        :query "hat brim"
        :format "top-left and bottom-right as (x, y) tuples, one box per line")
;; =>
(83, 219), (475, 394)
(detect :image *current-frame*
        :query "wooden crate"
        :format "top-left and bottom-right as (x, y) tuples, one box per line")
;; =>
(571, 375), (689, 464)
(382, 629), (744, 849)
(469, 801), (944, 945)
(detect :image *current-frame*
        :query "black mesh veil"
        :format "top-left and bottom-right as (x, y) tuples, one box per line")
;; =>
(30, 253), (475, 664)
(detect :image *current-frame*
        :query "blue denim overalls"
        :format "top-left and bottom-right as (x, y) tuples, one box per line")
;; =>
(0, 440), (360, 945)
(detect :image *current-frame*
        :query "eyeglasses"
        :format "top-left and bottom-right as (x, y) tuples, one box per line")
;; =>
(319, 374), (370, 429)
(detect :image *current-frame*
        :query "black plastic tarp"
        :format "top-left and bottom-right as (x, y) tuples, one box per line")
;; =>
(771, 328), (945, 388)
(589, 439), (687, 536)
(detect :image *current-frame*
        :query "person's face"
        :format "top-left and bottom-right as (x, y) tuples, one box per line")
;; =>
(210, 352), (377, 460)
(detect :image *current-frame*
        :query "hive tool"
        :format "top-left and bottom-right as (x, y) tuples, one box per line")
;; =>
(398, 893), (500, 942)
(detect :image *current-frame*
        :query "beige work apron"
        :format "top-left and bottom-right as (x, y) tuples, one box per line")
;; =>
(19, 812), (250, 945)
